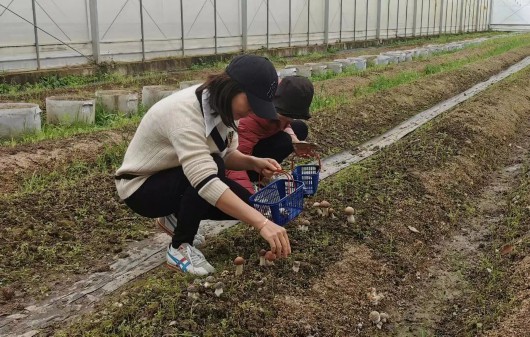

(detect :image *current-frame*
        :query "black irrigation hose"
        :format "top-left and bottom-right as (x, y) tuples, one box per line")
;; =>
(0, 4), (92, 62)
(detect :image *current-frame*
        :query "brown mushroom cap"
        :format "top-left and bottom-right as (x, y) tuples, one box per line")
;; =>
(301, 219), (310, 226)
(320, 200), (330, 208)
(187, 285), (198, 293)
(259, 249), (267, 257)
(234, 256), (245, 265)
(369, 310), (380, 323)
(214, 282), (224, 289)
(265, 251), (276, 261)
(344, 206), (355, 215)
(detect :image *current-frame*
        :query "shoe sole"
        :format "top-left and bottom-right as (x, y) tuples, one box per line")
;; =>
(164, 262), (184, 273)
(156, 218), (174, 236)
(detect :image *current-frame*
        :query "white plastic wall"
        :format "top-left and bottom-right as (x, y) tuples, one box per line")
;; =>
(0, 0), (493, 73)
(491, 0), (530, 31)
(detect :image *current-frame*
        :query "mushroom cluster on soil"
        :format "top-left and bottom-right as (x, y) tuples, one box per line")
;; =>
(369, 311), (390, 329)
(312, 200), (332, 217)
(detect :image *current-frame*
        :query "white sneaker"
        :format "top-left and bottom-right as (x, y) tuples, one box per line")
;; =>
(166, 243), (215, 276)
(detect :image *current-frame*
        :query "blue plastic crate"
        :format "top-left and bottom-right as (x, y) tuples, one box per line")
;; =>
(292, 164), (320, 196)
(249, 178), (305, 226)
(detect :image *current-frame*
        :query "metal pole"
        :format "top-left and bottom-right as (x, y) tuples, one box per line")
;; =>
(324, 0), (329, 44)
(444, 0), (449, 33)
(288, 0), (291, 47)
(139, 0), (145, 61)
(419, 0), (424, 36)
(488, 0), (493, 29)
(474, 0), (480, 31)
(396, 0), (400, 38)
(412, 0), (418, 36)
(214, 0), (218, 53)
(460, 0), (464, 34)
(451, 0), (456, 33)
(88, 0), (100, 64)
(31, 0), (41, 69)
(426, 0), (431, 35)
(365, 0), (368, 41)
(266, 0), (269, 49)
(353, 0), (357, 41)
(376, 0), (382, 40)
(439, 0), (444, 35)
(242, 0), (247, 51)
(307, 0), (310, 46)
(339, 0), (342, 42)
(386, 0), (390, 39)
(404, 0), (409, 37)
(180, 0), (185, 55)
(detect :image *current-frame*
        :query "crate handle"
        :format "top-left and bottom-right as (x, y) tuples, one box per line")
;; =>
(258, 169), (297, 194)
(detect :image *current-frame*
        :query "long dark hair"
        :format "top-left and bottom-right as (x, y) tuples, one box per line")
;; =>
(196, 72), (242, 130)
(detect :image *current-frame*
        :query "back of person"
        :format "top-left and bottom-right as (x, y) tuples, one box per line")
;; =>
(227, 76), (314, 193)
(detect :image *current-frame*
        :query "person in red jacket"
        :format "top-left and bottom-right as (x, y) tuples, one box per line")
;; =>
(227, 76), (314, 193)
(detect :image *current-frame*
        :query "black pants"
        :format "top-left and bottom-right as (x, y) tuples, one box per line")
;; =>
(248, 120), (308, 182)
(124, 154), (251, 248)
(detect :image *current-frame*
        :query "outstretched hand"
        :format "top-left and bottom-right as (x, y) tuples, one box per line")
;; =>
(258, 220), (291, 258)
(253, 157), (281, 178)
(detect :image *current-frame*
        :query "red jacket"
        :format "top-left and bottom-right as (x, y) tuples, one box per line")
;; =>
(227, 114), (285, 194)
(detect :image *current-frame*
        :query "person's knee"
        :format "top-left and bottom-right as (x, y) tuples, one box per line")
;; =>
(290, 120), (308, 141)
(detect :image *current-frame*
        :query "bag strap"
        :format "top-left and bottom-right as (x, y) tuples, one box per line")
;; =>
(196, 90), (228, 152)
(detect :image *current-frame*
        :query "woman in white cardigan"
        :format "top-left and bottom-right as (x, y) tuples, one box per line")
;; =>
(115, 55), (291, 275)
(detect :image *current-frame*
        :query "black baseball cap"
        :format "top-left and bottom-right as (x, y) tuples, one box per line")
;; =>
(273, 76), (314, 120)
(226, 55), (279, 120)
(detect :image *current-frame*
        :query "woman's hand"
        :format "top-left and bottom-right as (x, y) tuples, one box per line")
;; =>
(258, 220), (291, 258)
(253, 157), (281, 178)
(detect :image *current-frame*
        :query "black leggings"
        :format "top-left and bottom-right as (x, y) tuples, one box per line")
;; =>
(248, 120), (309, 181)
(124, 154), (251, 247)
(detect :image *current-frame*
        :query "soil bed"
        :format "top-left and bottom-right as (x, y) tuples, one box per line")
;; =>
(47, 57), (530, 336)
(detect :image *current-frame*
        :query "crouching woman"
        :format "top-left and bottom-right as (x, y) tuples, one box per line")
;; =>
(114, 55), (291, 276)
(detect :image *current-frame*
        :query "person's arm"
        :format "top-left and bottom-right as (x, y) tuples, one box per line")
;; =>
(215, 188), (291, 258)
(224, 150), (281, 178)
(284, 126), (300, 143)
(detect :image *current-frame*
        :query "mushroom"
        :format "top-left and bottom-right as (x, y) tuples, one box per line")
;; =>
(259, 249), (267, 266)
(204, 276), (215, 288)
(298, 219), (310, 232)
(265, 251), (276, 266)
(312, 202), (323, 216)
(328, 207), (337, 220)
(345, 206), (356, 224)
(214, 282), (224, 297)
(187, 285), (199, 300)
(320, 200), (331, 217)
(369, 311), (381, 328)
(379, 312), (390, 323)
(193, 278), (202, 287)
(367, 287), (384, 305)
(292, 261), (301, 273)
(234, 256), (245, 276)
